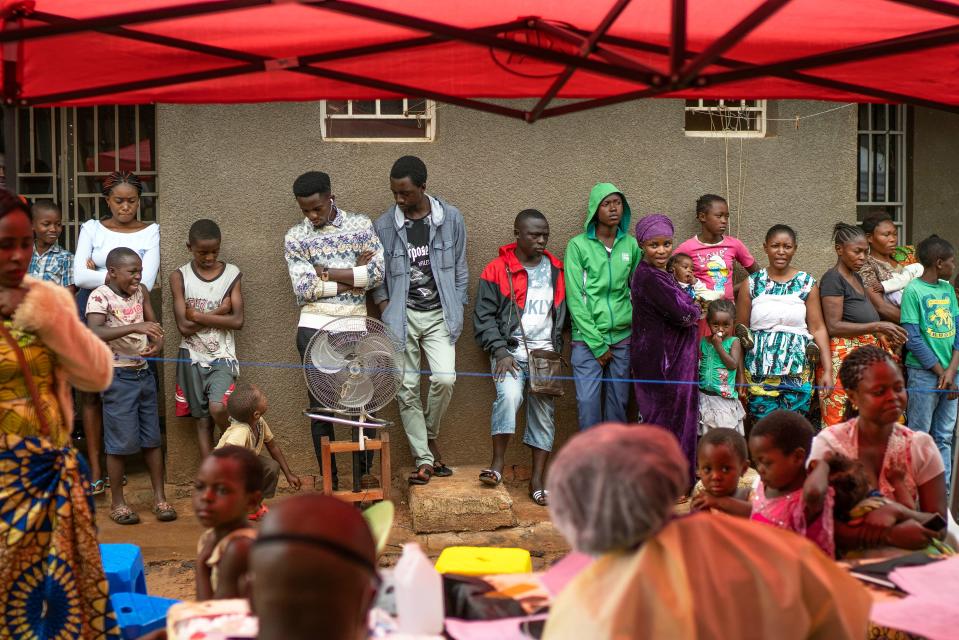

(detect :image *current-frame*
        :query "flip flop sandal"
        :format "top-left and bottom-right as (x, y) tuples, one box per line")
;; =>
(110, 505), (140, 525)
(479, 469), (502, 486)
(432, 463), (453, 477)
(408, 464), (434, 486)
(153, 502), (178, 522)
(529, 489), (549, 506)
(89, 479), (106, 496)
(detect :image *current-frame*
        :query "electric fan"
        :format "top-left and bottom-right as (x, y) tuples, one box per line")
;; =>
(303, 316), (402, 496)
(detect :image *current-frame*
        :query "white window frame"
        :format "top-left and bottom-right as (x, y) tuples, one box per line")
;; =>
(856, 104), (907, 244)
(683, 99), (767, 138)
(320, 99), (436, 142)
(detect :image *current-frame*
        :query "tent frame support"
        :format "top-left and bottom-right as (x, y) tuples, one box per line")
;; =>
(3, 0), (959, 118)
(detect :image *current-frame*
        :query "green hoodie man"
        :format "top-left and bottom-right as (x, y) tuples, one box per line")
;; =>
(564, 183), (642, 359)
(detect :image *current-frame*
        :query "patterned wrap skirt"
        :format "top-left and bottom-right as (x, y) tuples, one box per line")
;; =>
(0, 433), (119, 639)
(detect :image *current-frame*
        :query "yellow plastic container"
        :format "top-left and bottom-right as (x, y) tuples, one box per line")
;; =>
(434, 546), (533, 576)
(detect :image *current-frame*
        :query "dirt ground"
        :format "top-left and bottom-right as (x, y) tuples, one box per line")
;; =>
(96, 470), (570, 601)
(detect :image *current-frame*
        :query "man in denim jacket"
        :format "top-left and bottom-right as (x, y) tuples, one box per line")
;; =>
(371, 156), (468, 485)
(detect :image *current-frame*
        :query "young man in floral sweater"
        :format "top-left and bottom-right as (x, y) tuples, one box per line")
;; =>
(284, 171), (384, 489)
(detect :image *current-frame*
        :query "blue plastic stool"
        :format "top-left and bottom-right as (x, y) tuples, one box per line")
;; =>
(99, 543), (147, 595)
(110, 592), (179, 639)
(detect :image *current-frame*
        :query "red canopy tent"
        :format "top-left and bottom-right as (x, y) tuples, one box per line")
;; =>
(1, 0), (958, 122)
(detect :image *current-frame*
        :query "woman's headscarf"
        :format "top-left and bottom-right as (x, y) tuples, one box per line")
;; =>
(635, 214), (674, 243)
(547, 423), (689, 554)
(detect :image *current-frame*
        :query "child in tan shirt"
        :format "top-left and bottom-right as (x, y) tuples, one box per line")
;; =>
(216, 382), (301, 519)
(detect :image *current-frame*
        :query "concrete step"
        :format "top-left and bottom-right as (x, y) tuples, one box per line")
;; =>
(407, 465), (517, 534)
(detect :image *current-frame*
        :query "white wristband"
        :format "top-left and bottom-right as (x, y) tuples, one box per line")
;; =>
(352, 266), (369, 290)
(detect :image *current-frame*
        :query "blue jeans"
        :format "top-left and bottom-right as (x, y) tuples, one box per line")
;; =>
(490, 358), (555, 451)
(571, 339), (631, 430)
(906, 366), (956, 487)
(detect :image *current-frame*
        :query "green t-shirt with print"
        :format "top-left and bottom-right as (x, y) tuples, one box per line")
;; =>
(901, 278), (959, 369)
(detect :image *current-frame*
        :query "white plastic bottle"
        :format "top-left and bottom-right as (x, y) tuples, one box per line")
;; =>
(393, 543), (444, 635)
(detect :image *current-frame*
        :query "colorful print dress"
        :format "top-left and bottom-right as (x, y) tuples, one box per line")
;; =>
(744, 270), (817, 418)
(0, 315), (119, 638)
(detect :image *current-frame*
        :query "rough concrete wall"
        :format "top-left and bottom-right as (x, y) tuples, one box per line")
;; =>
(911, 107), (959, 249)
(158, 99), (856, 484)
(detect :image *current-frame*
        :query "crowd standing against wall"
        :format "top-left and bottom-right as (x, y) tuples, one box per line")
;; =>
(14, 160), (959, 509)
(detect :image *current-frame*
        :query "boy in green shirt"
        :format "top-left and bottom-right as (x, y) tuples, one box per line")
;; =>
(901, 234), (959, 487)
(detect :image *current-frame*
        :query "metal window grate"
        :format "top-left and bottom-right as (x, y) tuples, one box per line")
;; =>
(856, 104), (906, 244)
(15, 105), (158, 252)
(684, 99), (767, 138)
(320, 98), (435, 142)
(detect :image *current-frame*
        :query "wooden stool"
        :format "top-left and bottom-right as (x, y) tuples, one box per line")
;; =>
(319, 431), (390, 503)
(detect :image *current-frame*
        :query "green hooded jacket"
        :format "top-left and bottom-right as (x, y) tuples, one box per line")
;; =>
(564, 182), (642, 357)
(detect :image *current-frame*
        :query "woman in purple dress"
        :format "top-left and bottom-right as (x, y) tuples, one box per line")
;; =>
(630, 214), (701, 477)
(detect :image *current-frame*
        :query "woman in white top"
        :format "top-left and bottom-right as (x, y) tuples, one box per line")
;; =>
(73, 171), (160, 492)
(735, 224), (831, 421)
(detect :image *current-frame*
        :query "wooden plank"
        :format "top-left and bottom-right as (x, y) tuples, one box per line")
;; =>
(320, 436), (333, 496)
(381, 431), (391, 502)
(328, 441), (383, 454)
(331, 488), (384, 503)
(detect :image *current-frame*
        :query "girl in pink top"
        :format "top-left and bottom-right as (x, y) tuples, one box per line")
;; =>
(749, 409), (835, 557)
(675, 194), (758, 301)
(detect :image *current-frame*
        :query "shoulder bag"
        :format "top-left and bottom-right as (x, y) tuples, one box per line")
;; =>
(506, 265), (565, 397)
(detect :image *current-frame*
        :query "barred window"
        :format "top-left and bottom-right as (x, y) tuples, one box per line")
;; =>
(321, 99), (435, 142)
(684, 99), (767, 138)
(14, 105), (158, 251)
(857, 104), (906, 243)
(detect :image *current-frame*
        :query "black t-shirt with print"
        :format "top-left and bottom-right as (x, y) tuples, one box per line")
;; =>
(406, 217), (441, 311)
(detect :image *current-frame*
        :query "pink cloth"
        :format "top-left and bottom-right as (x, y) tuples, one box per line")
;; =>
(751, 481), (836, 558)
(675, 235), (755, 301)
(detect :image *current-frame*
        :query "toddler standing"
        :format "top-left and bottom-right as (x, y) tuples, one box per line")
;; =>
(749, 410), (834, 557)
(86, 248), (175, 525)
(698, 300), (746, 434)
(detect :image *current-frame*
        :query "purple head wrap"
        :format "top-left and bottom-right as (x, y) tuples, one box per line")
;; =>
(635, 214), (674, 243)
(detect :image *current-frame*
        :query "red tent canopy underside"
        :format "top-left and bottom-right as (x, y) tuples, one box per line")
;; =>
(3, 0), (959, 120)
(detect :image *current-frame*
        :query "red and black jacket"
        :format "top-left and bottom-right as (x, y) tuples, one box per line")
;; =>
(472, 243), (567, 360)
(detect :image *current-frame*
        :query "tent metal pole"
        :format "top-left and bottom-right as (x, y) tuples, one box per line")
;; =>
(531, 19), (655, 72)
(30, 9), (527, 70)
(886, 0), (959, 19)
(310, 0), (661, 87)
(292, 66), (528, 120)
(678, 0), (792, 86)
(775, 73), (959, 115)
(704, 24), (959, 85)
(526, 0), (633, 123)
(0, 0), (271, 44)
(538, 86), (669, 119)
(27, 55), (527, 121)
(25, 63), (266, 105)
(670, 0), (686, 78)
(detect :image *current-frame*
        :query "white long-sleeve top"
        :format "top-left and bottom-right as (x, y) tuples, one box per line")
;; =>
(73, 219), (161, 290)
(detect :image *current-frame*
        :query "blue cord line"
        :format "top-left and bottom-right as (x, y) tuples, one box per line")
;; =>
(132, 355), (958, 394)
